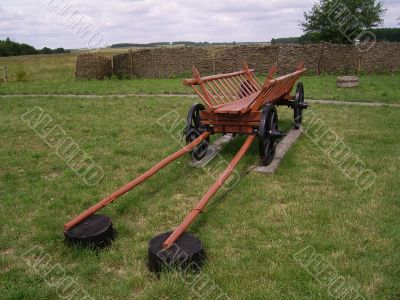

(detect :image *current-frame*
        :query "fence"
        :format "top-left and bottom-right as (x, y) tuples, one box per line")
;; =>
(76, 43), (400, 80)
(75, 54), (112, 80)
(0, 66), (7, 83)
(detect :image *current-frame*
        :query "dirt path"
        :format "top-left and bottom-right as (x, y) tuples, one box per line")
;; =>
(1, 94), (399, 108)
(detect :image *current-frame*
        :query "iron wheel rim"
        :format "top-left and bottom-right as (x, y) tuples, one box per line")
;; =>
(184, 103), (209, 161)
(258, 104), (279, 166)
(294, 82), (304, 129)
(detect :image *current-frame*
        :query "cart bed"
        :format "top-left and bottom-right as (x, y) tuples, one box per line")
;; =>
(184, 63), (306, 115)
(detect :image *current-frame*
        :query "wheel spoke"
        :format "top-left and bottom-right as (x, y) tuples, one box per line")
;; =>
(185, 103), (208, 161)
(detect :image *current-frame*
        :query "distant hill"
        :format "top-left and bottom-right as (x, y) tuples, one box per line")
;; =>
(0, 38), (70, 57)
(111, 41), (271, 48)
(111, 42), (170, 48)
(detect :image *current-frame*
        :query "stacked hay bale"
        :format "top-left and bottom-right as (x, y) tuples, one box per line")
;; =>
(75, 54), (112, 80)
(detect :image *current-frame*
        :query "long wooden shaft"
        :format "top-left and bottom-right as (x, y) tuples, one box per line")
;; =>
(162, 135), (256, 249)
(64, 132), (211, 231)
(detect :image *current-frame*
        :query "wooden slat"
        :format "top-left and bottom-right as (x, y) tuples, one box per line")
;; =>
(212, 80), (229, 103)
(222, 77), (239, 98)
(236, 76), (254, 97)
(252, 75), (262, 90)
(213, 93), (259, 114)
(217, 79), (236, 100)
(229, 77), (249, 99)
(201, 111), (262, 122)
(226, 76), (242, 97)
(248, 74), (262, 92)
(183, 69), (255, 86)
(205, 82), (224, 105)
(211, 81), (228, 103)
(202, 120), (260, 126)
(191, 85), (213, 109)
(239, 74), (258, 94)
(209, 80), (224, 103)
(213, 125), (253, 134)
(228, 76), (243, 91)
(232, 76), (251, 97)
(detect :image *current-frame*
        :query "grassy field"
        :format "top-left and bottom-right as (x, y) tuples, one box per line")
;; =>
(0, 53), (399, 103)
(1, 95), (399, 299)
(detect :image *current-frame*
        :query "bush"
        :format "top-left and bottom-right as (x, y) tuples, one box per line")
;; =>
(16, 70), (27, 82)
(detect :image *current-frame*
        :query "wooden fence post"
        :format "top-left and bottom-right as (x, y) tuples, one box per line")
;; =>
(152, 48), (156, 78)
(0, 66), (7, 83)
(97, 57), (100, 80)
(357, 56), (362, 75)
(129, 49), (134, 78)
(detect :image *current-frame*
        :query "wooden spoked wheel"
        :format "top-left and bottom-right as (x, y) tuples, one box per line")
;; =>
(293, 82), (305, 129)
(184, 103), (210, 161)
(258, 104), (282, 166)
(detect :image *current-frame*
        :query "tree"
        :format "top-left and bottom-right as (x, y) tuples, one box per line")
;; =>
(371, 28), (400, 42)
(271, 37), (301, 44)
(302, 0), (386, 44)
(0, 39), (69, 57)
(40, 47), (53, 54)
(54, 47), (68, 54)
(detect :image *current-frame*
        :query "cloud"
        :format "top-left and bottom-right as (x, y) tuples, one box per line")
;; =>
(0, 0), (398, 49)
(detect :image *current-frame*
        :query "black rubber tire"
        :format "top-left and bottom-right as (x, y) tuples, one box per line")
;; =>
(258, 104), (279, 166)
(64, 214), (115, 249)
(148, 231), (206, 273)
(293, 82), (304, 130)
(184, 103), (210, 161)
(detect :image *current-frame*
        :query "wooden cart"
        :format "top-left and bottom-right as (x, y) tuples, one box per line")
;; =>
(64, 62), (308, 262)
(183, 62), (307, 165)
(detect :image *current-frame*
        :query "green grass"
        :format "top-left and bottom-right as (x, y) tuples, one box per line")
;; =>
(0, 53), (399, 103)
(0, 96), (399, 299)
(300, 74), (400, 103)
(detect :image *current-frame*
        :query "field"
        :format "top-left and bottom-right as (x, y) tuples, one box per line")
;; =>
(0, 53), (399, 299)
(0, 53), (399, 103)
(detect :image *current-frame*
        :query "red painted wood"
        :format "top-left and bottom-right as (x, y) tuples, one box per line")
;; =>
(64, 132), (211, 231)
(162, 135), (256, 249)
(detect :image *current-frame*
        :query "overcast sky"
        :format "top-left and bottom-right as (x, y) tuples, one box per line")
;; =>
(1, 0), (399, 49)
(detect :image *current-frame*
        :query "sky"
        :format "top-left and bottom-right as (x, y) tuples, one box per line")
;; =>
(0, 0), (399, 49)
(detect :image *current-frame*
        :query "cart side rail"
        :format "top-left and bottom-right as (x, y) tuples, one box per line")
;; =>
(183, 62), (262, 111)
(251, 64), (307, 111)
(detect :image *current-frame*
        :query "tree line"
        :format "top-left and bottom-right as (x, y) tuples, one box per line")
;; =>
(0, 38), (70, 57)
(271, 28), (400, 45)
(272, 0), (399, 45)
